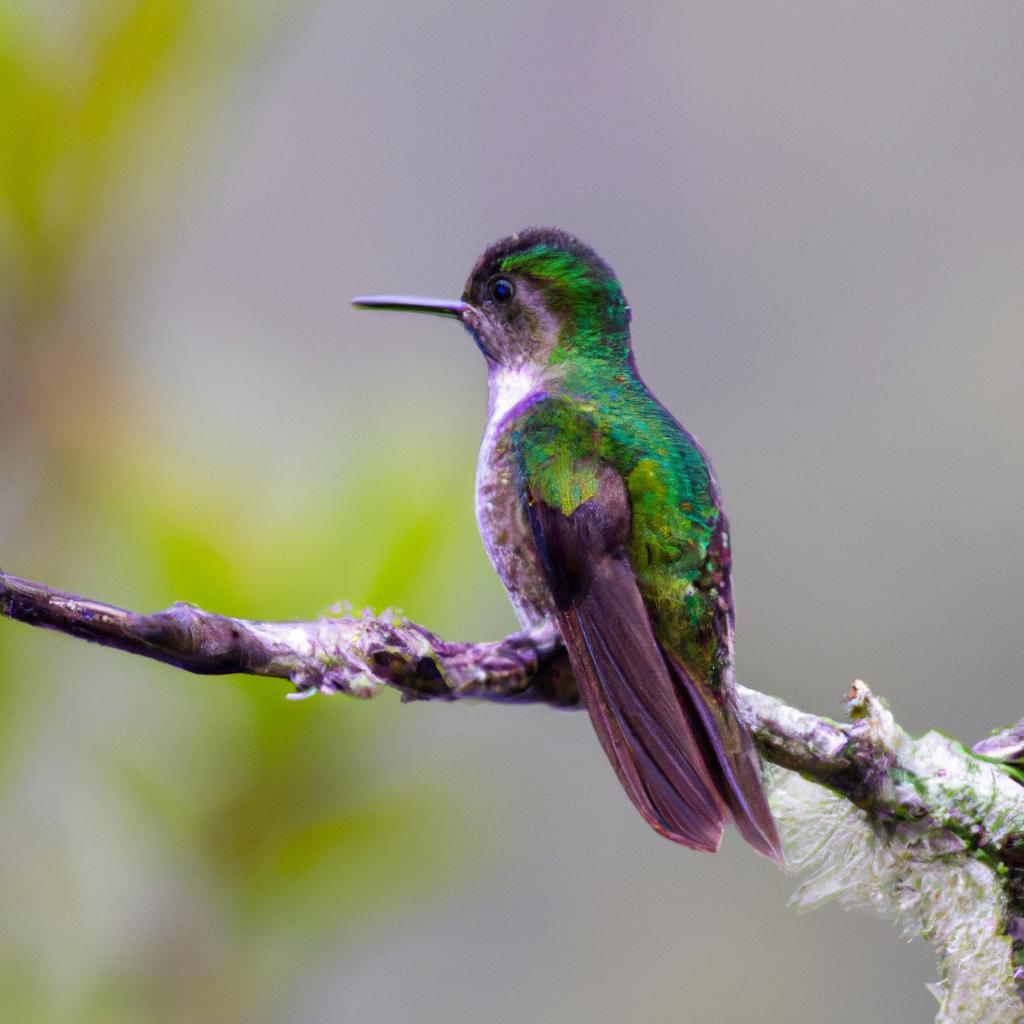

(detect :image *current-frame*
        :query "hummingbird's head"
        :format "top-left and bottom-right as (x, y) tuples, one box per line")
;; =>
(353, 227), (632, 371)
(460, 227), (632, 368)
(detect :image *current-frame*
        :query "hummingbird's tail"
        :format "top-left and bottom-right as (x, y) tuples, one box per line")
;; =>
(663, 654), (783, 862)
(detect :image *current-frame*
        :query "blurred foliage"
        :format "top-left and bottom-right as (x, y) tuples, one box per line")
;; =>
(2, 0), (191, 314)
(0, 0), (295, 319)
(1, 0), (177, 295)
(0, 4), (475, 1021)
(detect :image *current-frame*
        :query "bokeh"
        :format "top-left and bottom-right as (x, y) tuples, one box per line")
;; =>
(1, 2), (1021, 1021)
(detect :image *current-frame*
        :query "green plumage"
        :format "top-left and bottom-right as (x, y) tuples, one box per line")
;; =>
(493, 240), (728, 690)
(356, 226), (780, 858)
(509, 388), (727, 688)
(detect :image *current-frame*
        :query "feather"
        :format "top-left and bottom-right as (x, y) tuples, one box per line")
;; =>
(528, 467), (781, 861)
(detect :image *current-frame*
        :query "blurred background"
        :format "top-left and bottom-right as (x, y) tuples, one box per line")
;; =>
(1, 1), (1021, 1021)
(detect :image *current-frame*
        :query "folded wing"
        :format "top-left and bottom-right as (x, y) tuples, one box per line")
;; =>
(527, 466), (781, 860)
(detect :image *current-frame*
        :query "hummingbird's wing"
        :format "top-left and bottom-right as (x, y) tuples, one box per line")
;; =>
(524, 460), (781, 860)
(660, 509), (784, 861)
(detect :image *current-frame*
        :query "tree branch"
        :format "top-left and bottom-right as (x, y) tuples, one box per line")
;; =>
(3, 568), (1024, 1019)
(0, 572), (579, 704)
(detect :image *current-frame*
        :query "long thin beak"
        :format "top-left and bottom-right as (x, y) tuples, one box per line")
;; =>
(351, 295), (469, 320)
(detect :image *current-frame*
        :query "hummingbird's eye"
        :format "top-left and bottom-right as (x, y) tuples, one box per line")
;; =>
(489, 277), (515, 304)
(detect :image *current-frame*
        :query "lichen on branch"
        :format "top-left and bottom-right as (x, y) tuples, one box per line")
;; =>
(3, 568), (1024, 1021)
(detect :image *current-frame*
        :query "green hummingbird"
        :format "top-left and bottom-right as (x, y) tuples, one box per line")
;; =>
(353, 228), (781, 860)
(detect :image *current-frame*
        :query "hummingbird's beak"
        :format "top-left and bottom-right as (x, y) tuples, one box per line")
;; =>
(351, 295), (470, 320)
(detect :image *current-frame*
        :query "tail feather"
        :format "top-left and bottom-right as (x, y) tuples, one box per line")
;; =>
(665, 654), (783, 862)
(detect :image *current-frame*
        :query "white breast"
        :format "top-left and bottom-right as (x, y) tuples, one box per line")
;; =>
(489, 363), (545, 423)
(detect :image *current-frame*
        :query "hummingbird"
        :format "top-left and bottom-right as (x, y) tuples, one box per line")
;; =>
(353, 228), (781, 860)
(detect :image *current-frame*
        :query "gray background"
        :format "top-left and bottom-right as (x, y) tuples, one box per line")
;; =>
(9, 1), (1024, 1021)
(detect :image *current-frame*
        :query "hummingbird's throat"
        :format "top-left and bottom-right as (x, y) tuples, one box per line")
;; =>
(486, 361), (554, 423)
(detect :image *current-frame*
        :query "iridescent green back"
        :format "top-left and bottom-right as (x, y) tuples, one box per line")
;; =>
(510, 371), (728, 689)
